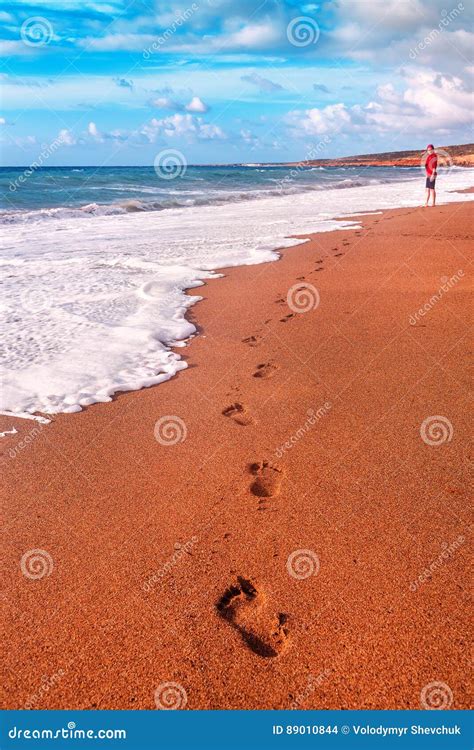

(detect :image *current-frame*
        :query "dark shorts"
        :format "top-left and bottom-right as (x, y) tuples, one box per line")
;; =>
(426, 176), (436, 189)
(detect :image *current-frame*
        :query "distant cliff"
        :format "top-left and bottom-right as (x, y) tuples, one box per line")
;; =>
(286, 143), (474, 168)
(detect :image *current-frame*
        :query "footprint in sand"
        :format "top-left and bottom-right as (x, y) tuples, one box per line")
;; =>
(253, 362), (278, 379)
(280, 313), (295, 323)
(242, 334), (261, 347)
(217, 577), (289, 658)
(334, 252), (344, 257)
(250, 461), (284, 497)
(275, 297), (286, 305)
(222, 402), (254, 426)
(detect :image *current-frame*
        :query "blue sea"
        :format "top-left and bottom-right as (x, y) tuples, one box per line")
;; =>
(1, 163), (473, 419)
(0, 164), (420, 221)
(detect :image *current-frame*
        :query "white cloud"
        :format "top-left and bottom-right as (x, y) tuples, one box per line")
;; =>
(185, 96), (209, 113)
(80, 33), (156, 51)
(58, 128), (76, 145)
(139, 113), (226, 142)
(88, 121), (102, 141)
(152, 96), (183, 110)
(286, 66), (473, 139)
(287, 103), (352, 136)
(220, 21), (280, 50)
(81, 19), (282, 55)
(240, 128), (260, 147)
(0, 40), (32, 56)
(151, 95), (209, 113)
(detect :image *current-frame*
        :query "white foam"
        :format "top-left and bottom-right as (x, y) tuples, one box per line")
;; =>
(2, 169), (473, 416)
(0, 410), (51, 424)
(0, 427), (18, 438)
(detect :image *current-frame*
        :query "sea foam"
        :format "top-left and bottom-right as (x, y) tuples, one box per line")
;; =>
(1, 169), (473, 417)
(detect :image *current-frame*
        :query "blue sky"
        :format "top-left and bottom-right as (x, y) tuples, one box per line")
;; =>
(1, 0), (473, 165)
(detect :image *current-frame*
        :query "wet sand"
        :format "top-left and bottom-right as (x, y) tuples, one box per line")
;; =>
(1, 200), (472, 710)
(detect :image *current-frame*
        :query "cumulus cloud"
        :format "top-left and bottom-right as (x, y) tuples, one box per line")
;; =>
(185, 96), (209, 112)
(58, 128), (76, 145)
(88, 121), (102, 140)
(85, 121), (128, 143)
(286, 67), (473, 138)
(152, 95), (210, 113)
(239, 128), (261, 147)
(146, 113), (225, 140)
(152, 96), (183, 110)
(286, 103), (352, 136)
(216, 21), (281, 51)
(326, 0), (474, 73)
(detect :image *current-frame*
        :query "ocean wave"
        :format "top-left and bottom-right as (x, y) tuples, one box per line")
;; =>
(2, 167), (473, 417)
(0, 175), (400, 224)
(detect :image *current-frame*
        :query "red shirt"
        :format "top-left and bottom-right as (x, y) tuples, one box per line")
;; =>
(425, 152), (438, 176)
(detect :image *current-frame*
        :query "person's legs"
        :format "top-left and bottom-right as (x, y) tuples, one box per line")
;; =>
(432, 187), (436, 206)
(424, 187), (430, 206)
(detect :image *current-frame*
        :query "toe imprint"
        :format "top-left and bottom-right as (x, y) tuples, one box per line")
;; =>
(222, 402), (254, 426)
(250, 461), (283, 497)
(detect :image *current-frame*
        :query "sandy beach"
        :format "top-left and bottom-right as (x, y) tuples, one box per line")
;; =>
(1, 199), (472, 711)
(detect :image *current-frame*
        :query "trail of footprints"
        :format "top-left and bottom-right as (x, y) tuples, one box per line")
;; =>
(218, 344), (288, 655)
(218, 252), (351, 656)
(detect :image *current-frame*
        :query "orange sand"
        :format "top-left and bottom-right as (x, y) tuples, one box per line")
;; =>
(1, 201), (472, 710)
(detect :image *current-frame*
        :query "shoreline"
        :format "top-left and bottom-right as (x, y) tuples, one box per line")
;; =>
(2, 199), (472, 710)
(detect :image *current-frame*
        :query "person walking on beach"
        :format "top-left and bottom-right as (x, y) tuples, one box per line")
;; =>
(424, 144), (437, 207)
